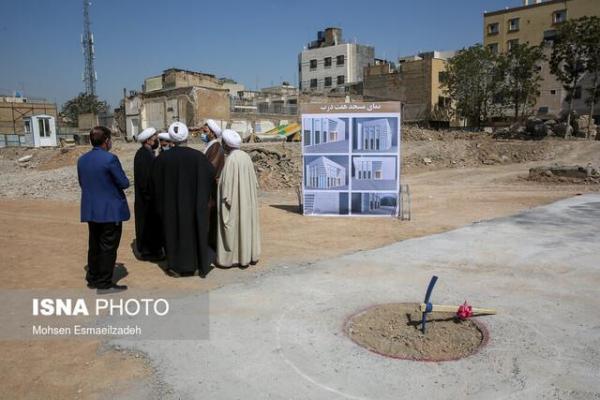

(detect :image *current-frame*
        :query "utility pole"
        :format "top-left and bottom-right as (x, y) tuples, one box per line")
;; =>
(82, 0), (97, 97)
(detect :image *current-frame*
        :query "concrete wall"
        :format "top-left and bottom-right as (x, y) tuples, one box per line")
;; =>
(144, 76), (163, 93)
(195, 87), (230, 123)
(162, 69), (221, 90)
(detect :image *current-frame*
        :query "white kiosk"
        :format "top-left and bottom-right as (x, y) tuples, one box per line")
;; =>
(23, 115), (57, 147)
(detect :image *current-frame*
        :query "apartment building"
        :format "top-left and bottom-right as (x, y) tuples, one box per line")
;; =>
(483, 0), (600, 117)
(298, 28), (374, 93)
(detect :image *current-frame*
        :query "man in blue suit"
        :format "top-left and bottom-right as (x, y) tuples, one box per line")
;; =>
(77, 126), (130, 294)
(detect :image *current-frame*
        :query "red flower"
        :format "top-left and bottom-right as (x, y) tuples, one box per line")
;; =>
(457, 301), (473, 320)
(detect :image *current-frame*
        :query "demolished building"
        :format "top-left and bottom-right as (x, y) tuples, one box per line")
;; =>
(125, 68), (230, 139)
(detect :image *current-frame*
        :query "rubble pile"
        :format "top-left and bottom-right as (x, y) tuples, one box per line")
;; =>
(529, 164), (600, 184)
(494, 114), (598, 140)
(245, 144), (301, 190)
(402, 126), (488, 141)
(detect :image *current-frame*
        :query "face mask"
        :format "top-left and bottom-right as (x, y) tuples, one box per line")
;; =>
(161, 145), (170, 151)
(200, 133), (209, 143)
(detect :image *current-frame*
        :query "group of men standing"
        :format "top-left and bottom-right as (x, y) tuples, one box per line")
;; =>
(77, 120), (261, 293)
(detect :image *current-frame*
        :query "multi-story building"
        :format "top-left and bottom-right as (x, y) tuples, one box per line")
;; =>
(363, 51), (455, 125)
(299, 28), (374, 93)
(483, 0), (600, 118)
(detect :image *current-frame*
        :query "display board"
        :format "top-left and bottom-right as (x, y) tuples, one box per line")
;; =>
(301, 102), (401, 217)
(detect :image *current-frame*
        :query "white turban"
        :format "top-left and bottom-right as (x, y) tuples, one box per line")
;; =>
(137, 127), (156, 143)
(157, 132), (171, 141)
(222, 129), (242, 149)
(206, 119), (222, 138)
(168, 122), (188, 142)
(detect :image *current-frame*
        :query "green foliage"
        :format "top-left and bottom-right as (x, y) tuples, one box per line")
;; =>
(60, 93), (109, 126)
(443, 44), (503, 127)
(581, 17), (600, 113)
(550, 17), (590, 136)
(498, 43), (545, 121)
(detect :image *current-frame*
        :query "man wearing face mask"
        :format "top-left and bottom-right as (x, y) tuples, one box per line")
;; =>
(133, 127), (163, 261)
(77, 126), (130, 293)
(201, 119), (225, 250)
(158, 132), (173, 152)
(201, 119), (225, 177)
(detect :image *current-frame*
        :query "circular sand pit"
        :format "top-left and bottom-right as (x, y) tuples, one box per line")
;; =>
(345, 303), (488, 361)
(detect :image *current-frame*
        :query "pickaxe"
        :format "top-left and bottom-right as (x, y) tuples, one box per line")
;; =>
(420, 275), (496, 333)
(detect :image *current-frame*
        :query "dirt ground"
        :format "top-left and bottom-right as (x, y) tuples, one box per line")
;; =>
(345, 303), (485, 361)
(1, 134), (599, 399)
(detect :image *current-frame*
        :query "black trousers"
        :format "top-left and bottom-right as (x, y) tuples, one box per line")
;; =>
(87, 222), (122, 289)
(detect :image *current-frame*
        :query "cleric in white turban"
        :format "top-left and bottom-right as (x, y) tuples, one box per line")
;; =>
(216, 129), (261, 268)
(151, 121), (215, 277)
(157, 132), (173, 153)
(201, 120), (226, 250)
(137, 127), (157, 143)
(168, 121), (188, 143)
(133, 126), (162, 260)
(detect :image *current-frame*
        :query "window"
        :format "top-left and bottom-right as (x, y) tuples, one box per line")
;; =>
(38, 118), (50, 137)
(310, 78), (317, 88)
(487, 43), (498, 54)
(550, 89), (557, 95)
(337, 75), (345, 85)
(488, 22), (499, 35)
(24, 120), (31, 133)
(508, 18), (519, 32)
(310, 59), (317, 70)
(304, 130), (311, 146)
(438, 96), (450, 108)
(543, 29), (558, 43)
(324, 57), (332, 67)
(438, 71), (448, 83)
(507, 39), (519, 51)
(336, 55), (345, 66)
(553, 9), (567, 24)
(324, 77), (332, 87)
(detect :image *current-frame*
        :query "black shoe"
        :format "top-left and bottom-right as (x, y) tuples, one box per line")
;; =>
(87, 283), (97, 289)
(165, 268), (182, 278)
(96, 284), (128, 294)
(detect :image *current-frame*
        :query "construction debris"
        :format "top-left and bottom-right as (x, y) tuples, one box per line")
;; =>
(245, 144), (301, 190)
(529, 164), (600, 184)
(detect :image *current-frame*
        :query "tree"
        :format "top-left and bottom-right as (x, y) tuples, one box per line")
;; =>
(498, 43), (545, 122)
(443, 44), (503, 128)
(581, 16), (600, 138)
(61, 93), (109, 127)
(550, 18), (589, 138)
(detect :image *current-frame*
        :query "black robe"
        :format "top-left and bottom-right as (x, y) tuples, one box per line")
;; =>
(151, 146), (215, 275)
(134, 146), (161, 255)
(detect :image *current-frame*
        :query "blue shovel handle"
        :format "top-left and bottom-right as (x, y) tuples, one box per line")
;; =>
(421, 275), (438, 333)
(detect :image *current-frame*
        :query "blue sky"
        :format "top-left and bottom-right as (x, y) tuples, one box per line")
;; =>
(0, 0), (522, 108)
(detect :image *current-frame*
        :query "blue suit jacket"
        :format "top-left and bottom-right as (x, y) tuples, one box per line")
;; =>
(77, 147), (131, 223)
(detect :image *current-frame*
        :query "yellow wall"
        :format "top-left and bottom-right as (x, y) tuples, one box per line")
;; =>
(483, 0), (600, 53)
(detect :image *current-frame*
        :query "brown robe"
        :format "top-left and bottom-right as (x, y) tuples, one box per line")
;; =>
(205, 140), (225, 249)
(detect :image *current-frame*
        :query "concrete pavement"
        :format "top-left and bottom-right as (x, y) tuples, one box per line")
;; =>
(112, 194), (600, 399)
